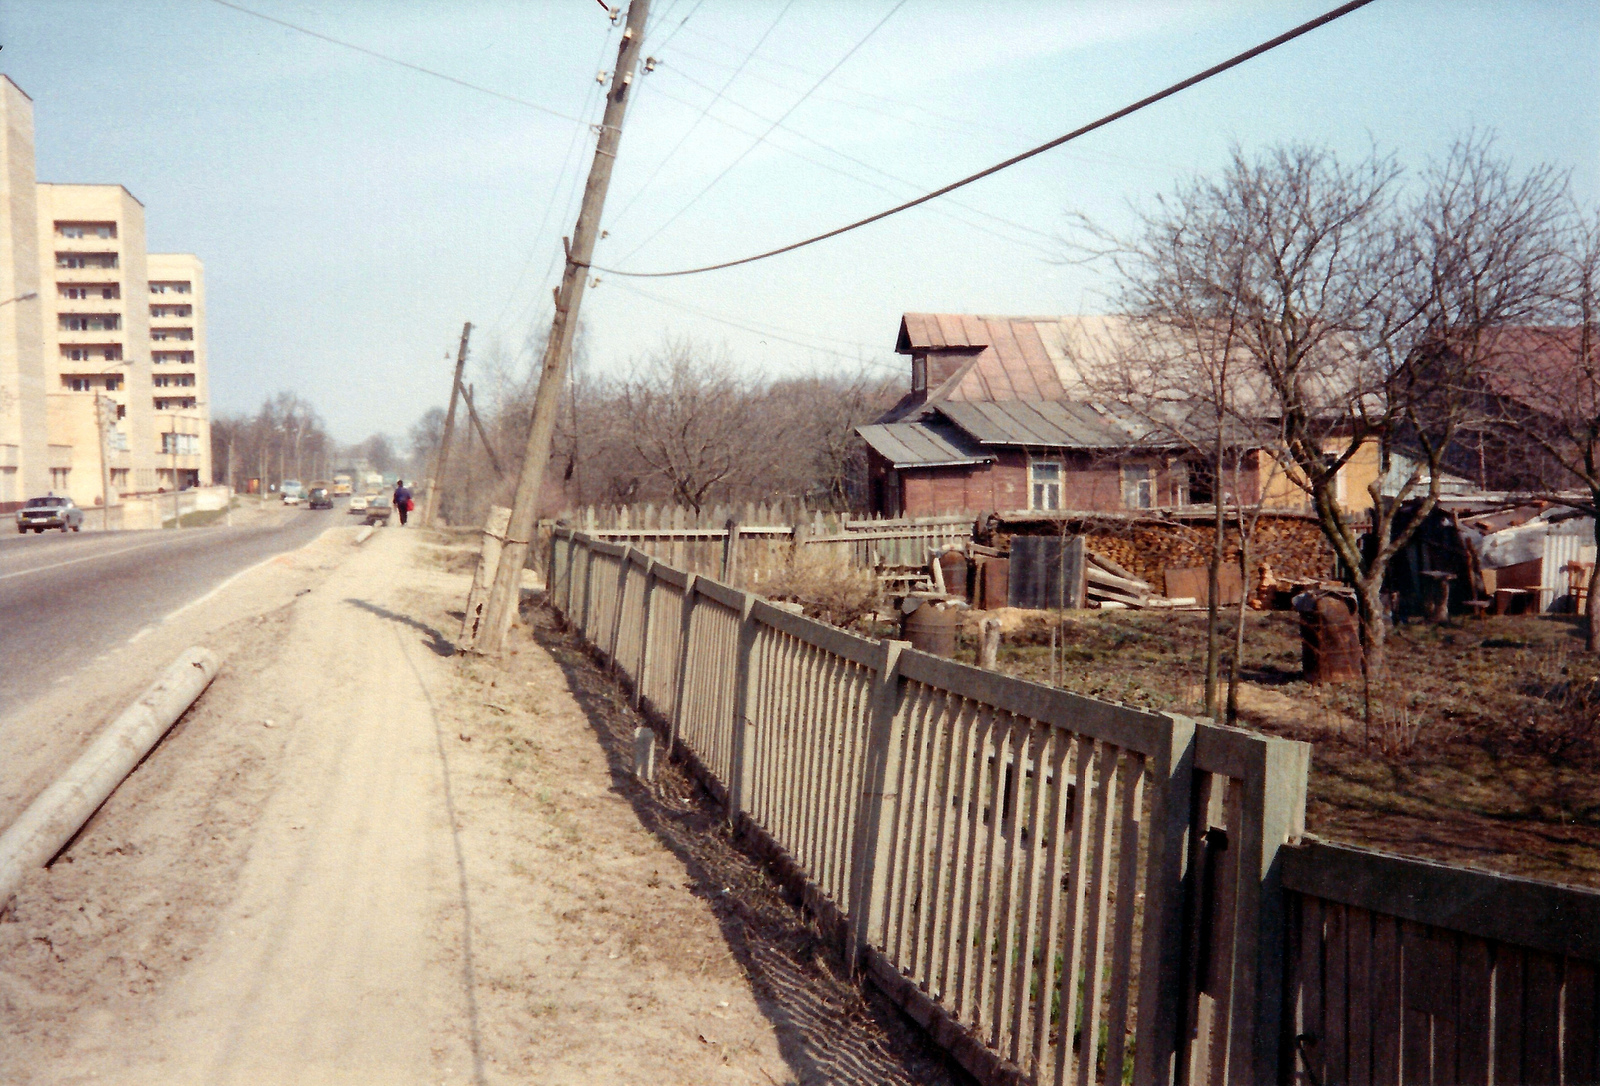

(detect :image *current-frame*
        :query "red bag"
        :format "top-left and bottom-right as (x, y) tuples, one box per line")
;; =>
(406, 498), (415, 512)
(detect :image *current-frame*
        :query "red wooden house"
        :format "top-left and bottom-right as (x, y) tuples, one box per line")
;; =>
(858, 314), (1209, 517)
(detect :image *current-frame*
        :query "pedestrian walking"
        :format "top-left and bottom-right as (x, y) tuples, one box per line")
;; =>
(394, 479), (413, 527)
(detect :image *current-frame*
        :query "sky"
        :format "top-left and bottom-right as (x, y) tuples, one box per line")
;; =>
(3, 0), (1597, 445)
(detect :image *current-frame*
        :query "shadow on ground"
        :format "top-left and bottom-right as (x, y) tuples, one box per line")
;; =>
(524, 605), (975, 1086)
(345, 598), (456, 657)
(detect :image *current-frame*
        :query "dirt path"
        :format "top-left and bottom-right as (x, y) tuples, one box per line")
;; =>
(0, 529), (961, 1085)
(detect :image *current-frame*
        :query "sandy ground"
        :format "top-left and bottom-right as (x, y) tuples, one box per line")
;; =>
(0, 528), (962, 1085)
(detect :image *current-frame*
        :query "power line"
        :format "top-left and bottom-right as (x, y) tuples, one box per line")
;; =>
(637, 80), (1060, 260)
(661, 62), (1058, 244)
(491, 25), (620, 335)
(610, 0), (796, 229)
(607, 280), (898, 368)
(203, 0), (584, 123)
(649, 0), (704, 51)
(618, 0), (908, 264)
(591, 0), (1379, 279)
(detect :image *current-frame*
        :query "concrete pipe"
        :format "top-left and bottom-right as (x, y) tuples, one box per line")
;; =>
(0, 647), (220, 909)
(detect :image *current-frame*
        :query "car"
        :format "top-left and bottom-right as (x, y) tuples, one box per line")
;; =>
(307, 486), (333, 510)
(16, 495), (83, 533)
(363, 495), (393, 526)
(281, 479), (305, 504)
(348, 494), (369, 513)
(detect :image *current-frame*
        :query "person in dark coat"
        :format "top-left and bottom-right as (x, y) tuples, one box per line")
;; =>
(393, 479), (413, 526)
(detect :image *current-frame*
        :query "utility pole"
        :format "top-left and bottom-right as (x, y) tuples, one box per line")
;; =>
(474, 0), (650, 654)
(424, 323), (472, 527)
(461, 383), (503, 477)
(94, 394), (114, 531)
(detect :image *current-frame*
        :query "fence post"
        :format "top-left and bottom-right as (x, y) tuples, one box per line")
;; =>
(633, 559), (657, 710)
(560, 530), (576, 617)
(667, 573), (698, 759)
(725, 593), (759, 827)
(1132, 711), (1198, 1086)
(846, 637), (908, 971)
(607, 545), (631, 668)
(579, 537), (596, 642)
(1235, 735), (1312, 1086)
(722, 517), (740, 583)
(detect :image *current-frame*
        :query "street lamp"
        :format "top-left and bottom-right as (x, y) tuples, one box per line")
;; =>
(0, 291), (38, 307)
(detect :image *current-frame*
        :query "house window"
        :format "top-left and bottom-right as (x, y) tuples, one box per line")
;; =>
(67, 378), (91, 392)
(911, 355), (927, 392)
(1123, 464), (1154, 510)
(50, 468), (70, 489)
(1030, 461), (1062, 511)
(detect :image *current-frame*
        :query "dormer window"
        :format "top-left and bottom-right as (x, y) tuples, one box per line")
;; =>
(911, 354), (927, 392)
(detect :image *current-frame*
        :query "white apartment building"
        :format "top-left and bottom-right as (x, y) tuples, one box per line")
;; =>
(0, 75), (214, 511)
(0, 77), (46, 508)
(37, 182), (154, 504)
(147, 253), (208, 488)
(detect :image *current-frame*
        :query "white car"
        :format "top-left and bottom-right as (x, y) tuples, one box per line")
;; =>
(348, 494), (369, 513)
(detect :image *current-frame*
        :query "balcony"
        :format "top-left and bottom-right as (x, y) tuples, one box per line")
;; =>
(53, 264), (122, 283)
(150, 328), (194, 342)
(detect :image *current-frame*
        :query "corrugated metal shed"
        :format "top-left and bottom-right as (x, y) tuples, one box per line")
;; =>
(934, 400), (1148, 449)
(856, 420), (992, 468)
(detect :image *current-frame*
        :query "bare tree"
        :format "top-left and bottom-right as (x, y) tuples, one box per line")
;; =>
(612, 338), (768, 512)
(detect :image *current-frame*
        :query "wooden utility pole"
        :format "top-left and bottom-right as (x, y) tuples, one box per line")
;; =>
(474, 0), (651, 654)
(461, 384), (502, 477)
(424, 322), (472, 527)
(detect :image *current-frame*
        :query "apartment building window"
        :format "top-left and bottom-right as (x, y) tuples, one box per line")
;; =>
(151, 328), (194, 342)
(50, 468), (70, 489)
(60, 314), (121, 332)
(150, 281), (191, 294)
(153, 350), (195, 365)
(56, 221), (115, 239)
(153, 374), (195, 388)
(61, 346), (119, 362)
(107, 377), (121, 391)
(63, 285), (117, 299)
(1030, 460), (1062, 511)
(155, 397), (198, 412)
(116, 404), (126, 420)
(150, 304), (193, 319)
(110, 468), (128, 490)
(56, 252), (118, 269)
(161, 432), (199, 455)
(1123, 464), (1154, 510)
(67, 378), (91, 392)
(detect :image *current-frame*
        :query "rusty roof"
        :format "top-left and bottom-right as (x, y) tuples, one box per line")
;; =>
(895, 314), (1139, 407)
(934, 400), (1152, 449)
(855, 419), (992, 469)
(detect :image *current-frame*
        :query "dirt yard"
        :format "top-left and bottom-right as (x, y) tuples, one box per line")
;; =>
(0, 526), (963, 1085)
(957, 606), (1600, 889)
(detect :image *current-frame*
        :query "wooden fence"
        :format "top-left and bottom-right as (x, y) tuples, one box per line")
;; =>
(555, 503), (973, 580)
(545, 528), (1600, 1085)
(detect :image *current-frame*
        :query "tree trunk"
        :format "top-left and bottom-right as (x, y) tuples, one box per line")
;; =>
(1589, 503), (1600, 653)
(1205, 440), (1224, 718)
(1353, 574), (1389, 737)
(1227, 520), (1248, 724)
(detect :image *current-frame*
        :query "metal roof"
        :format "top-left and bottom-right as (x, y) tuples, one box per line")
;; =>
(855, 420), (993, 468)
(934, 400), (1149, 449)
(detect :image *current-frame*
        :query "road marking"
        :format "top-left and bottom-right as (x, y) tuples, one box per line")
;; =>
(0, 535), (206, 582)
(155, 551), (282, 626)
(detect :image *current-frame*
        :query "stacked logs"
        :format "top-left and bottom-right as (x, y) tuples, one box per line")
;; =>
(1046, 516), (1333, 587)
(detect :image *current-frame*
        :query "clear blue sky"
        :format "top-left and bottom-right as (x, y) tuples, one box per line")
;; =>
(4, 0), (1597, 443)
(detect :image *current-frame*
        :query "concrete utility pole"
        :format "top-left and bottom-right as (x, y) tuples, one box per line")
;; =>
(94, 394), (114, 531)
(424, 323), (472, 527)
(474, 0), (651, 654)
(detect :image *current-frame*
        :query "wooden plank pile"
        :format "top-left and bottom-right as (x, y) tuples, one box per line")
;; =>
(1083, 550), (1198, 610)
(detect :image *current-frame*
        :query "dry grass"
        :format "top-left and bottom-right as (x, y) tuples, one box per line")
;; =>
(965, 608), (1600, 888)
(752, 551), (881, 631)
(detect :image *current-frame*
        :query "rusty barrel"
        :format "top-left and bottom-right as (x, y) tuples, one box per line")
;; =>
(1297, 592), (1362, 684)
(902, 602), (961, 658)
(938, 550), (970, 601)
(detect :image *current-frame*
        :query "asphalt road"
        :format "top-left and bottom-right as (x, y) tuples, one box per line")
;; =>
(0, 507), (338, 714)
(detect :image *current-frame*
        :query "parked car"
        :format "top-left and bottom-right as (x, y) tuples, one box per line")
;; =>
(16, 495), (83, 533)
(307, 486), (333, 510)
(348, 494), (370, 513)
(363, 495), (393, 526)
